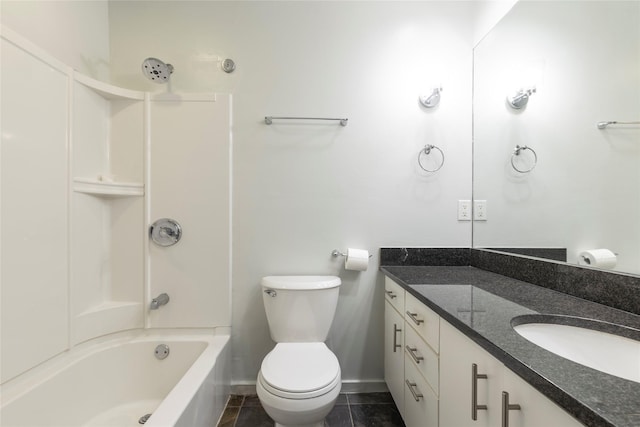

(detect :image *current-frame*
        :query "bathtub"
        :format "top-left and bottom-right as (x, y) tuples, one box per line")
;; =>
(0, 329), (230, 427)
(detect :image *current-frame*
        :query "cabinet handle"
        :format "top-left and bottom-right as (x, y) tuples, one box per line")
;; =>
(405, 345), (425, 364)
(405, 379), (424, 402)
(393, 324), (402, 352)
(471, 363), (488, 420)
(406, 310), (425, 325)
(501, 391), (521, 427)
(385, 290), (397, 299)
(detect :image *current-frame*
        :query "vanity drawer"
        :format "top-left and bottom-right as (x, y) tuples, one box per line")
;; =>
(404, 324), (439, 395)
(405, 292), (440, 353)
(404, 352), (438, 427)
(384, 277), (405, 314)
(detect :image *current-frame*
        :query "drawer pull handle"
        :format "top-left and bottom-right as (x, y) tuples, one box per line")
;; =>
(472, 363), (488, 420)
(385, 290), (397, 299)
(406, 310), (425, 325)
(405, 345), (424, 364)
(405, 379), (424, 402)
(501, 391), (521, 427)
(393, 324), (402, 352)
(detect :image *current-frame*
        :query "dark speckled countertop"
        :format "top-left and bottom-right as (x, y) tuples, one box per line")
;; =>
(380, 265), (640, 427)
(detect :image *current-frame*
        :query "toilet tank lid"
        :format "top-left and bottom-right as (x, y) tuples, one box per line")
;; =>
(261, 275), (341, 290)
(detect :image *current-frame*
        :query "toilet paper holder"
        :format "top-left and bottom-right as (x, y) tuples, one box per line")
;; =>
(331, 249), (373, 258)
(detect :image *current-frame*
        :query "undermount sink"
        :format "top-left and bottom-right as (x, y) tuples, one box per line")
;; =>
(511, 315), (640, 383)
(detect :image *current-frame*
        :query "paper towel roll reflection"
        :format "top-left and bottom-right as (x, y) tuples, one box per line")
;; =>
(345, 248), (369, 271)
(578, 249), (617, 269)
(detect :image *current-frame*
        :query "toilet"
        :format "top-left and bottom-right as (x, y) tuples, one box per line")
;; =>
(256, 275), (342, 427)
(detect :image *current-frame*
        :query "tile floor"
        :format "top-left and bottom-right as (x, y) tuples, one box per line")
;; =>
(217, 392), (405, 427)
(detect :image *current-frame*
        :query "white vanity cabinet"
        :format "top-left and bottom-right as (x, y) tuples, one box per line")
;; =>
(384, 277), (439, 427)
(439, 320), (584, 427)
(384, 277), (585, 427)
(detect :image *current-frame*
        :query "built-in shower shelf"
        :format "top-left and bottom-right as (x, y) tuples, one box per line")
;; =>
(74, 73), (145, 101)
(73, 177), (144, 197)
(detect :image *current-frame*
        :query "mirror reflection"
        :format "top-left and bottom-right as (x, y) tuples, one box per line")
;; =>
(473, 1), (640, 275)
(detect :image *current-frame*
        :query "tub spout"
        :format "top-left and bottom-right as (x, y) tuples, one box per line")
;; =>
(150, 293), (170, 310)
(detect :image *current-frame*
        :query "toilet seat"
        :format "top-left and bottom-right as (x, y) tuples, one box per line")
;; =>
(259, 342), (340, 400)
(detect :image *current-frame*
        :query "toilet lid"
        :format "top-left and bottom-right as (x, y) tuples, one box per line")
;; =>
(261, 343), (340, 394)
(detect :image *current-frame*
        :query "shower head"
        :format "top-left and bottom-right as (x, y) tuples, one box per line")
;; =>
(141, 57), (174, 83)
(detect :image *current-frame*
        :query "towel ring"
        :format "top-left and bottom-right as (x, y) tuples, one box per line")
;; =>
(511, 145), (537, 173)
(418, 145), (445, 172)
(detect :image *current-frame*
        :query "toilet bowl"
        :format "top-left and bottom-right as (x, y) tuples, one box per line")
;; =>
(256, 343), (341, 427)
(257, 276), (342, 427)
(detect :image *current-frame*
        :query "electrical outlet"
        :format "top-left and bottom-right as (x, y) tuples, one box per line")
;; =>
(474, 200), (487, 221)
(458, 200), (471, 221)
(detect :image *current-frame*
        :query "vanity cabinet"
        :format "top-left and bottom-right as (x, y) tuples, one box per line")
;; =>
(384, 277), (585, 427)
(439, 319), (584, 427)
(384, 277), (439, 427)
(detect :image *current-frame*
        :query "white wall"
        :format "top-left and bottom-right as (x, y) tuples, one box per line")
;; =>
(109, 1), (476, 386)
(1, 0), (110, 81)
(471, 0), (518, 46)
(473, 1), (640, 275)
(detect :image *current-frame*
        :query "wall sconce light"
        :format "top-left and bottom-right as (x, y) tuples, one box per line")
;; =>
(507, 87), (536, 110)
(419, 87), (443, 108)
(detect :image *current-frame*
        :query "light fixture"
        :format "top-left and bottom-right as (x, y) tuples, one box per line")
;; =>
(419, 87), (443, 108)
(507, 87), (536, 109)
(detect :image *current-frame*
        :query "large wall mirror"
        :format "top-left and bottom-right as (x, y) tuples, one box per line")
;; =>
(473, 1), (640, 276)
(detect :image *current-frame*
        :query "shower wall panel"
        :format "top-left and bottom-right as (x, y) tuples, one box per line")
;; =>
(148, 95), (231, 329)
(1, 38), (70, 383)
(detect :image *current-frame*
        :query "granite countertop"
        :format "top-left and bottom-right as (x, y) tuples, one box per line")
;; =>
(380, 265), (640, 427)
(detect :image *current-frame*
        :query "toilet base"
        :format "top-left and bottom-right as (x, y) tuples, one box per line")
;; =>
(256, 370), (341, 427)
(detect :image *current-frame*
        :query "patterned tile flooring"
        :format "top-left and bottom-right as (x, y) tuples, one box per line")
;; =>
(217, 392), (405, 427)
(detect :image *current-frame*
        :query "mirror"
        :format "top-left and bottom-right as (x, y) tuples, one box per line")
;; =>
(473, 1), (640, 276)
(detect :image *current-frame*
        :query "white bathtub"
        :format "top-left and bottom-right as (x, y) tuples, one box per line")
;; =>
(0, 330), (230, 427)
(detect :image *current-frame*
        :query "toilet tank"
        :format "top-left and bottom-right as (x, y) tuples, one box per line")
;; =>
(261, 276), (341, 342)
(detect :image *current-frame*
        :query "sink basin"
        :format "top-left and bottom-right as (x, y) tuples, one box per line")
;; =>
(512, 315), (640, 383)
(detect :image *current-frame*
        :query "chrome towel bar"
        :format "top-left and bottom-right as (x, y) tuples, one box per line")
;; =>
(265, 116), (348, 126)
(597, 120), (640, 129)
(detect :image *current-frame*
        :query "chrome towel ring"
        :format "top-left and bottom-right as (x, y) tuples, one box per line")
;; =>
(418, 145), (445, 172)
(511, 145), (537, 173)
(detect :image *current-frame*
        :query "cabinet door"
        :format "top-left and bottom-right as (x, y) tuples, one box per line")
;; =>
(440, 321), (502, 427)
(441, 320), (585, 427)
(385, 300), (405, 411)
(501, 368), (584, 427)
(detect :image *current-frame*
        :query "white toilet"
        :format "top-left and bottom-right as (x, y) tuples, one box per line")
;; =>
(256, 275), (342, 427)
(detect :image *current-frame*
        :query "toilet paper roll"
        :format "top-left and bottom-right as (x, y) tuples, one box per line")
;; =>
(578, 249), (617, 269)
(345, 248), (369, 271)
